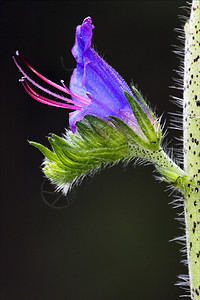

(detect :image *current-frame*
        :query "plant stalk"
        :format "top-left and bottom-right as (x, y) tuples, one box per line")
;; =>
(183, 1), (200, 299)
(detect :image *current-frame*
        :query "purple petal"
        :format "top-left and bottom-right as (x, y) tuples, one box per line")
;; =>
(69, 17), (137, 132)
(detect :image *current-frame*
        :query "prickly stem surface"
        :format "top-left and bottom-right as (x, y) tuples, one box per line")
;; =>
(183, 1), (200, 299)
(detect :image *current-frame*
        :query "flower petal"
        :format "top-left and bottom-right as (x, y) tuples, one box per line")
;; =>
(69, 17), (136, 131)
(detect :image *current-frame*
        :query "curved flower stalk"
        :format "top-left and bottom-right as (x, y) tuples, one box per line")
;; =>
(13, 17), (185, 194)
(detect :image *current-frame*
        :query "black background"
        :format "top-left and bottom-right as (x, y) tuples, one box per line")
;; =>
(1, 1), (187, 299)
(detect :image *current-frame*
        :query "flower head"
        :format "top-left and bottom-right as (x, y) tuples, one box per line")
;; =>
(13, 16), (163, 194)
(13, 17), (160, 148)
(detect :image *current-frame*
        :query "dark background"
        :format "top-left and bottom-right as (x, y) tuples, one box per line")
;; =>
(1, 1), (187, 299)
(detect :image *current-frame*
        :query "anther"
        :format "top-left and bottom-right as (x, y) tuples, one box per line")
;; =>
(19, 77), (25, 82)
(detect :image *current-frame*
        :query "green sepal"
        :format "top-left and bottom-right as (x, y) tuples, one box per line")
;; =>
(30, 110), (164, 194)
(48, 137), (86, 169)
(49, 135), (93, 164)
(29, 116), (132, 193)
(83, 115), (126, 145)
(29, 141), (60, 164)
(124, 91), (160, 145)
(131, 85), (155, 119)
(110, 116), (154, 149)
(51, 134), (127, 162)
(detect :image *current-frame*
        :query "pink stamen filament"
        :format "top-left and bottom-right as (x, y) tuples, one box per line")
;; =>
(22, 80), (82, 110)
(15, 51), (91, 105)
(12, 55), (89, 107)
(60, 79), (92, 103)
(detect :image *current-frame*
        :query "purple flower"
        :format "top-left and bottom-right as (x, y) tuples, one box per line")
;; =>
(13, 17), (154, 138)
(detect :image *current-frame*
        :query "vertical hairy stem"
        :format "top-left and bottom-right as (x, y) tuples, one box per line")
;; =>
(183, 1), (200, 299)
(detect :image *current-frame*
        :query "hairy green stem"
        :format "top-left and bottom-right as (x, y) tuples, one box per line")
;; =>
(183, 1), (200, 299)
(128, 144), (186, 186)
